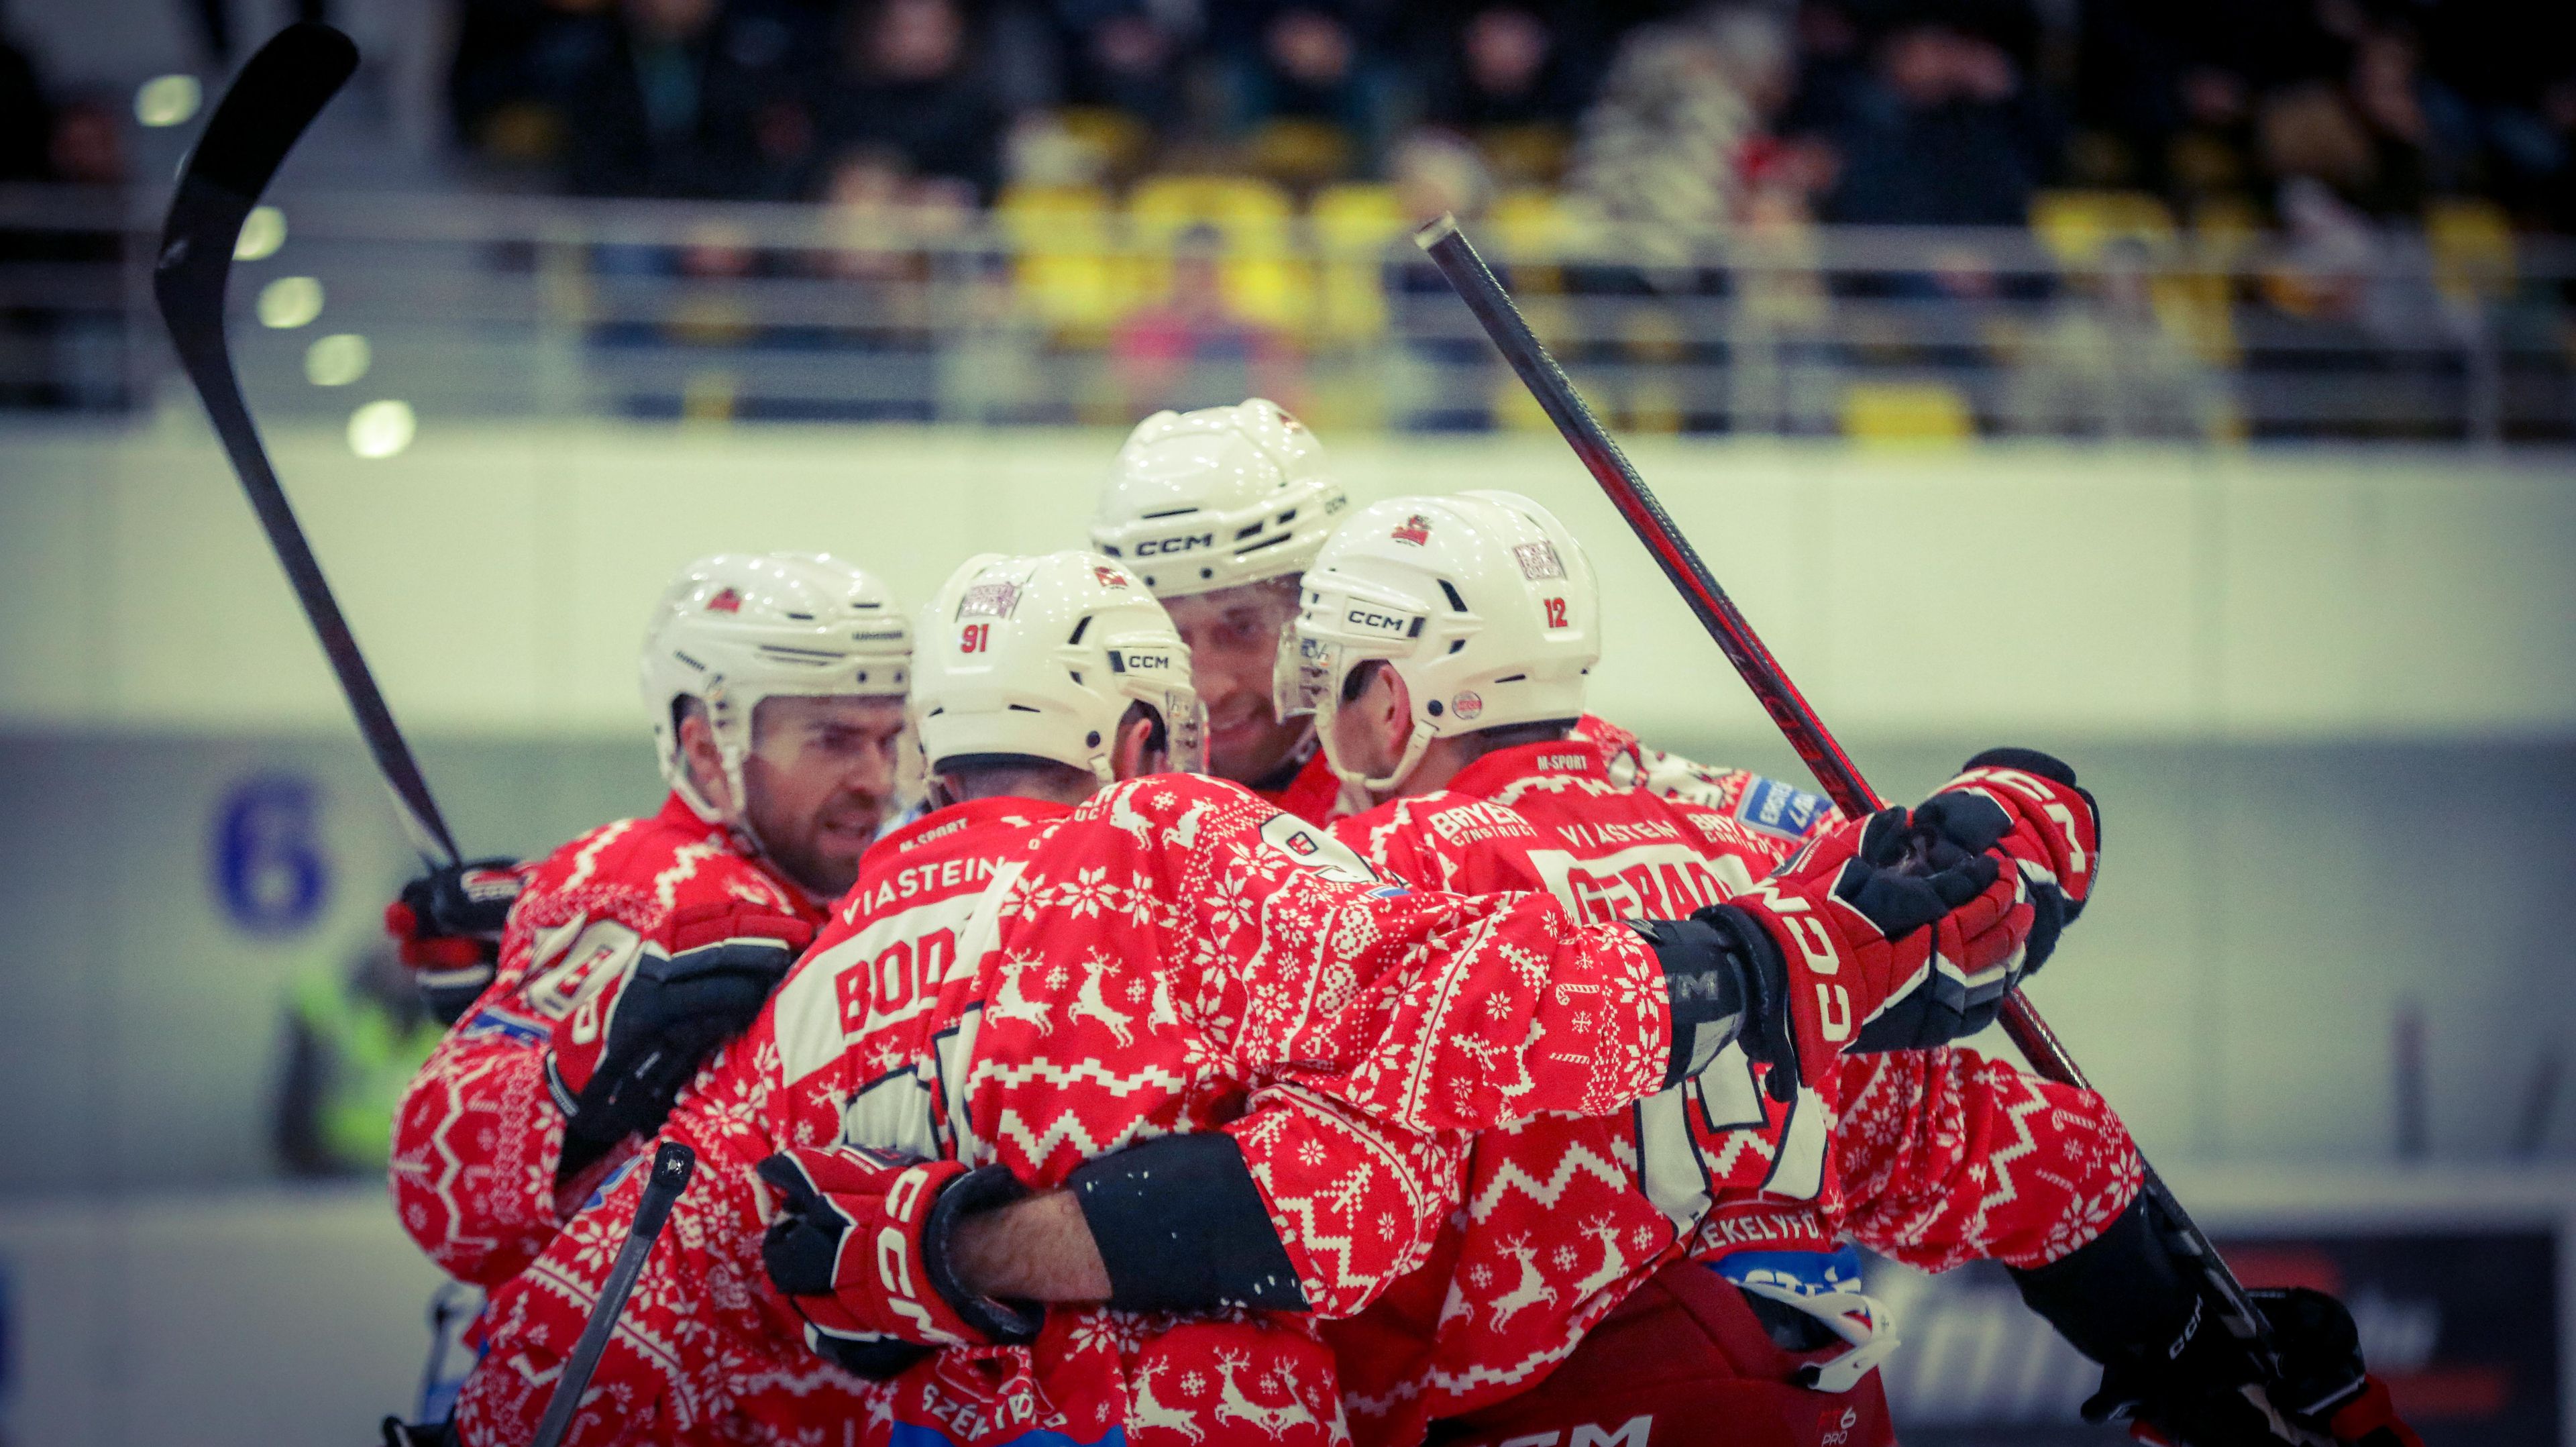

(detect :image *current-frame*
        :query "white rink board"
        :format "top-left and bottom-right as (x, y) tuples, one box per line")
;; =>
(1, 1169), (2569, 1447)
(1, 424), (2571, 741)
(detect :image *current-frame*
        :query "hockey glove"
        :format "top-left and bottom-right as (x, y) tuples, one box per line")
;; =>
(1934, 746), (2102, 973)
(756, 1144), (1042, 1377)
(384, 859), (525, 1025)
(2012, 1196), (2422, 1447)
(553, 901), (812, 1181)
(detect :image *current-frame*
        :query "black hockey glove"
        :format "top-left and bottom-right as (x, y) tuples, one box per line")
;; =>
(2010, 1195), (2421, 1447)
(555, 912), (810, 1182)
(384, 858), (525, 1025)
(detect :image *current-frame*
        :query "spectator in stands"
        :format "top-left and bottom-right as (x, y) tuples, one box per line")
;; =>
(2159, 64), (2261, 219)
(2345, 23), (2479, 216)
(816, 0), (1007, 203)
(1825, 17), (2059, 227)
(558, 0), (816, 199)
(1051, 0), (1194, 138)
(1111, 221), (1299, 417)
(1422, 5), (1591, 185)
(1215, 2), (1398, 175)
(0, 7), (47, 184)
(1567, 6), (1793, 260)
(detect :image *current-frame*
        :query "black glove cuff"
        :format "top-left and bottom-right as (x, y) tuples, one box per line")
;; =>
(2008, 1193), (2231, 1381)
(1067, 1134), (1311, 1313)
(921, 1164), (1045, 1344)
(1632, 910), (1778, 1088)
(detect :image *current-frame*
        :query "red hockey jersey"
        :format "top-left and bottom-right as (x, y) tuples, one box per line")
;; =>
(460, 771), (1697, 1446)
(390, 794), (824, 1287)
(1319, 743), (2143, 1447)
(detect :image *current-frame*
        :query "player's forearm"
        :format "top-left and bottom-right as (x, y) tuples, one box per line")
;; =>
(947, 1189), (1112, 1301)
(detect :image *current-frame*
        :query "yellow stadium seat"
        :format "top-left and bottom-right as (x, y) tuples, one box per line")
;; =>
(1126, 175), (1309, 333)
(1840, 381), (1975, 443)
(1055, 107), (1151, 178)
(2427, 197), (2515, 305)
(1247, 118), (1354, 188)
(2029, 190), (2177, 268)
(1309, 183), (1407, 342)
(998, 183), (1122, 335)
(1489, 188), (1573, 293)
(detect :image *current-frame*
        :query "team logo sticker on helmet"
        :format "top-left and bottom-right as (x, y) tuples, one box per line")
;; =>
(706, 588), (743, 613)
(1451, 690), (1484, 720)
(959, 581), (1020, 619)
(1093, 566), (1130, 589)
(1391, 514), (1433, 546)
(1256, 813), (1379, 886)
(1513, 541), (1566, 580)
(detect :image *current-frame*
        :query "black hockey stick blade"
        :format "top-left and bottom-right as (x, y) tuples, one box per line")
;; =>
(154, 24), (462, 866)
(530, 1142), (697, 1447)
(1411, 211), (2301, 1383)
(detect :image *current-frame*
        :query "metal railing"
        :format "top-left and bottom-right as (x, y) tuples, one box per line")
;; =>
(5, 184), (2572, 442)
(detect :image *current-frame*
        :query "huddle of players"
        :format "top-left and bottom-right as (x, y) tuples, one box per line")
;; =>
(384, 400), (2413, 1447)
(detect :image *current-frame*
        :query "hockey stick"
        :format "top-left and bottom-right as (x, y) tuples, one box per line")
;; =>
(530, 1141), (698, 1447)
(1411, 215), (2291, 1375)
(153, 22), (461, 866)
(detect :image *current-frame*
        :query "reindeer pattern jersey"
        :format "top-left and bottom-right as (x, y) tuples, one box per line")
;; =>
(1319, 742), (2145, 1447)
(389, 794), (822, 1287)
(460, 772), (1694, 1447)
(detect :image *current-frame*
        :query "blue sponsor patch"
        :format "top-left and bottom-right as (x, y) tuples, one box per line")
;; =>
(1710, 1243), (1866, 1298)
(1735, 775), (1830, 840)
(461, 1005), (548, 1048)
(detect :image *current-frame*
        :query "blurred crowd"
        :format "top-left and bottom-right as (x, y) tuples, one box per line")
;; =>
(433, 0), (2576, 233)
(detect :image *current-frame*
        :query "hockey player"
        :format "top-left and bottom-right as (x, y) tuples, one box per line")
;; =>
(452, 547), (2059, 1446)
(1088, 398), (1351, 822)
(388, 553), (914, 1287)
(924, 496), (2416, 1447)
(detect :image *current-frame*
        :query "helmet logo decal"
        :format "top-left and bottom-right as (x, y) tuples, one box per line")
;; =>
(1093, 565), (1131, 589)
(959, 581), (1020, 619)
(1132, 533), (1212, 556)
(706, 587), (743, 613)
(1514, 541), (1566, 580)
(1346, 608), (1411, 633)
(1452, 690), (1485, 721)
(1391, 514), (1432, 546)
(1543, 597), (1570, 629)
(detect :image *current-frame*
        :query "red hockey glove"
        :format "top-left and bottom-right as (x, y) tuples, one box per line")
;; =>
(755, 1145), (1042, 1375)
(1939, 745), (2102, 965)
(553, 902), (812, 1181)
(384, 858), (525, 1024)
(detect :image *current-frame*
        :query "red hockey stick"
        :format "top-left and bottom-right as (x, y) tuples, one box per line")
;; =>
(1412, 214), (2292, 1376)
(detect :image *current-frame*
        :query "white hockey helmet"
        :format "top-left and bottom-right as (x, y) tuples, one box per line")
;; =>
(1285, 490), (1601, 791)
(1089, 398), (1348, 599)
(640, 553), (913, 825)
(914, 551), (1205, 782)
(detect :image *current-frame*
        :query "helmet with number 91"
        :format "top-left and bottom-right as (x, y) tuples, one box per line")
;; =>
(1089, 398), (1347, 599)
(1285, 490), (1601, 792)
(914, 551), (1205, 782)
(639, 553), (913, 826)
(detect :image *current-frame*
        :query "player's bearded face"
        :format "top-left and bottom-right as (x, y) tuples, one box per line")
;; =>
(1162, 582), (1308, 784)
(740, 695), (908, 898)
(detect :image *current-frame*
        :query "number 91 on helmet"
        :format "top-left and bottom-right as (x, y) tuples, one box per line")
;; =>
(914, 551), (1208, 782)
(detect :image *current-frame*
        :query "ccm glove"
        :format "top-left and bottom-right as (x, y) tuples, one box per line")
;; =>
(384, 859), (526, 1024)
(554, 901), (812, 1179)
(757, 1144), (1042, 1377)
(2013, 1197), (2421, 1447)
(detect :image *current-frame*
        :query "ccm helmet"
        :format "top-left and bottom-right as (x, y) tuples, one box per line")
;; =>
(914, 551), (1205, 782)
(640, 553), (912, 826)
(1286, 491), (1601, 791)
(1089, 398), (1347, 598)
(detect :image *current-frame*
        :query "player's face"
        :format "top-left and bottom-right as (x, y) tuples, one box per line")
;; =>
(1161, 582), (1306, 785)
(741, 694), (909, 898)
